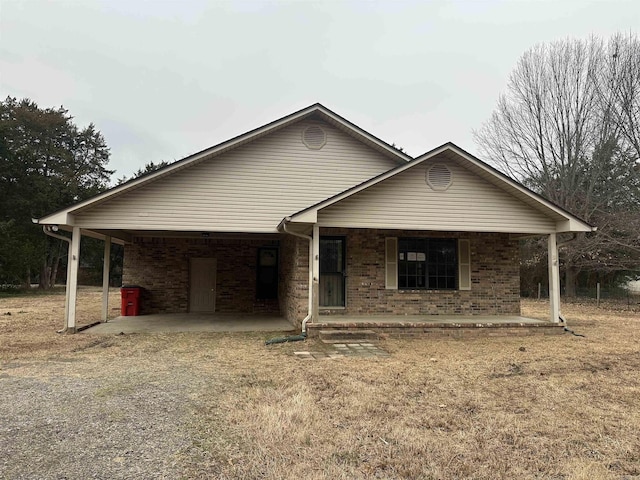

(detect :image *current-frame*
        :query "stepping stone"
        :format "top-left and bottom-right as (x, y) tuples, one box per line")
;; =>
(292, 343), (390, 360)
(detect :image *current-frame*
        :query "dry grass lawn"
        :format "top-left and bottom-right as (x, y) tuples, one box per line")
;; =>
(1, 287), (639, 479)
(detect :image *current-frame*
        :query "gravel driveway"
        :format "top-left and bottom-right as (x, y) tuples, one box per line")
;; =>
(0, 355), (215, 480)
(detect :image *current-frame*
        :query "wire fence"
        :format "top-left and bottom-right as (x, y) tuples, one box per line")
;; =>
(523, 283), (640, 311)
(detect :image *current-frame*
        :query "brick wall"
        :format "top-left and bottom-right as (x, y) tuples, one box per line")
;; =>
(319, 228), (521, 316)
(123, 236), (280, 315)
(278, 235), (310, 328)
(122, 229), (520, 320)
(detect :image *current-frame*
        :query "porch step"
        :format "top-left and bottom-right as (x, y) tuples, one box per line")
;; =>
(307, 321), (565, 339)
(318, 329), (380, 344)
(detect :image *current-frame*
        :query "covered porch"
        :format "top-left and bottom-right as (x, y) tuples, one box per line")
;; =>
(37, 226), (306, 333)
(37, 223), (567, 336)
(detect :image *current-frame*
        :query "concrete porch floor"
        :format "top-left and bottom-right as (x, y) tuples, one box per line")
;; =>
(83, 313), (296, 334)
(82, 313), (554, 335)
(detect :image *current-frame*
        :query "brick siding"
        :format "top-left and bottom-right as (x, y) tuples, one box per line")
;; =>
(278, 235), (310, 328)
(319, 228), (521, 316)
(122, 229), (520, 321)
(123, 236), (280, 315)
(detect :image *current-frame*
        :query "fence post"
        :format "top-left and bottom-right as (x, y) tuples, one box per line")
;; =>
(538, 283), (542, 301)
(596, 282), (600, 307)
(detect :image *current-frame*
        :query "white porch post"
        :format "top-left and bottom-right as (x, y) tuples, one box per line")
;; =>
(62, 243), (72, 330)
(312, 224), (320, 322)
(66, 227), (81, 333)
(548, 232), (561, 323)
(307, 237), (314, 319)
(101, 236), (111, 322)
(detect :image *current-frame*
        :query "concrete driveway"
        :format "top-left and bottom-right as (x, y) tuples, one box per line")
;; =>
(83, 313), (296, 334)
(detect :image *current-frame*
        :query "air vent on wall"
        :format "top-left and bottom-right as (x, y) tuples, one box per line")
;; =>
(302, 125), (327, 150)
(426, 163), (452, 191)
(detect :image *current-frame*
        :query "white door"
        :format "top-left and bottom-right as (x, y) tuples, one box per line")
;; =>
(190, 258), (217, 312)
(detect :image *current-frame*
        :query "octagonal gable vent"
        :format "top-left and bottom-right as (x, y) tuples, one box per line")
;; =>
(302, 125), (327, 150)
(426, 163), (452, 191)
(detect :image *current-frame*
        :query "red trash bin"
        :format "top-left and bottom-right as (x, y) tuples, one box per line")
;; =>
(120, 286), (142, 316)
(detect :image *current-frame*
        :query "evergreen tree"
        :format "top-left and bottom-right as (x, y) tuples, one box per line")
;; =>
(0, 97), (113, 287)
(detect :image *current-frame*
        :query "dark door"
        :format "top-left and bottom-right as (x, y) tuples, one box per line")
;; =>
(256, 247), (278, 299)
(320, 237), (345, 307)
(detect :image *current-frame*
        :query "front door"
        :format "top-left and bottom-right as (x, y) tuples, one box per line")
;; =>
(256, 247), (278, 299)
(190, 258), (217, 312)
(320, 237), (346, 307)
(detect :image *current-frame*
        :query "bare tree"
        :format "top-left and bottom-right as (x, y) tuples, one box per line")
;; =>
(606, 33), (640, 162)
(475, 35), (640, 295)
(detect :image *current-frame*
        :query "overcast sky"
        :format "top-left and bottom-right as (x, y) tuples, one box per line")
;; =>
(1, 0), (639, 180)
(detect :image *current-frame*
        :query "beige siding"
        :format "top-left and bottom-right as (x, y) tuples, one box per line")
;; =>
(74, 120), (398, 232)
(317, 157), (557, 233)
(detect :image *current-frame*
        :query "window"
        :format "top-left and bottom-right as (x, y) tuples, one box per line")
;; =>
(256, 247), (278, 299)
(398, 238), (457, 290)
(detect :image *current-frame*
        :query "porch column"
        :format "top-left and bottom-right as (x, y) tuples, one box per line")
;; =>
(101, 236), (111, 322)
(548, 233), (561, 323)
(312, 224), (320, 322)
(67, 227), (81, 333)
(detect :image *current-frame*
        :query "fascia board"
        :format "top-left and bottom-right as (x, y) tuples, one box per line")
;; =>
(286, 210), (318, 224)
(35, 212), (75, 226)
(556, 219), (596, 233)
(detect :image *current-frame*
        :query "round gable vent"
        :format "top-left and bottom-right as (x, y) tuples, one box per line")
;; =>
(302, 125), (327, 150)
(426, 163), (452, 191)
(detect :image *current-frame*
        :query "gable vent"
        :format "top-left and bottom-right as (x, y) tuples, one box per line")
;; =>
(302, 125), (327, 150)
(426, 163), (452, 191)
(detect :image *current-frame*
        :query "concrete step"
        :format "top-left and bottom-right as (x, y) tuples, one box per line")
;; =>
(318, 329), (380, 344)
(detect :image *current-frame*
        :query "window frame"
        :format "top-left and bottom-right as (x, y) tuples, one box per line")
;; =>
(397, 237), (458, 290)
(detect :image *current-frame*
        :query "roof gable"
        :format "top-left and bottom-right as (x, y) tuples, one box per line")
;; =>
(287, 143), (594, 234)
(62, 117), (403, 233)
(37, 104), (411, 226)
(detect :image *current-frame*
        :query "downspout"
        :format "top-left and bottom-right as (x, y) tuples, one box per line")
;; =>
(555, 232), (587, 336)
(265, 220), (313, 345)
(281, 219), (314, 335)
(40, 224), (72, 333)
